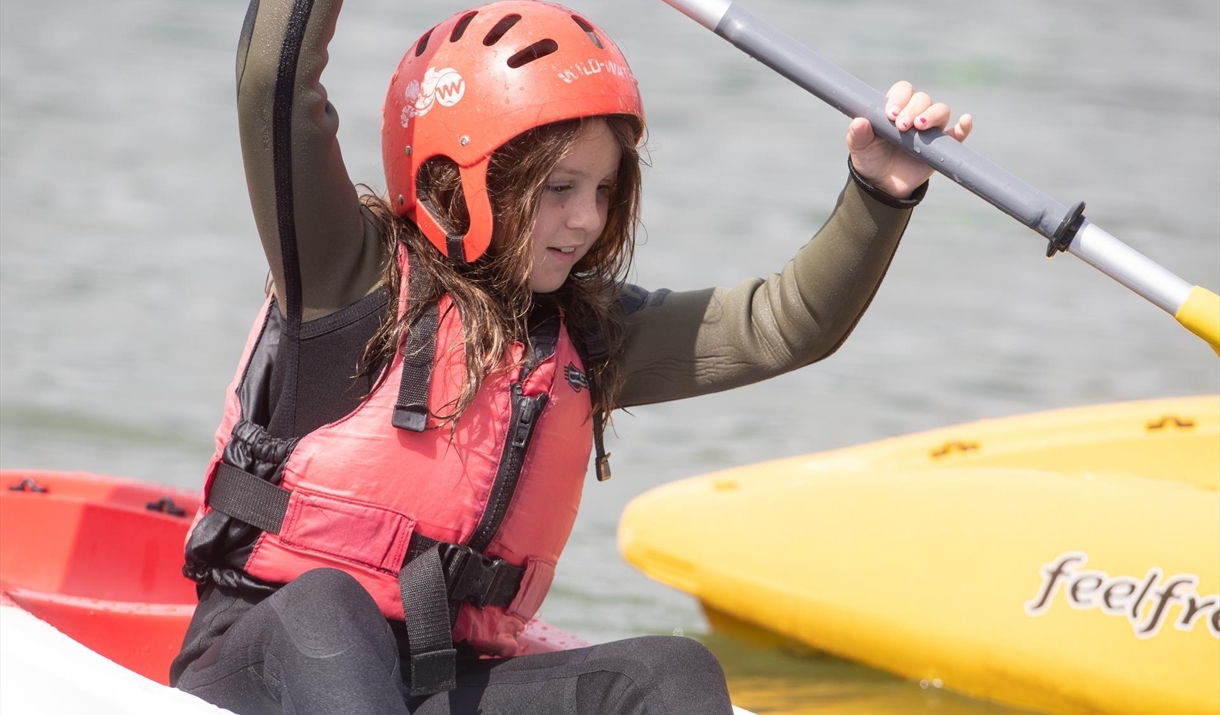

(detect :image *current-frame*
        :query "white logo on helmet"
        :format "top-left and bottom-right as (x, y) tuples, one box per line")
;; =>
(400, 68), (465, 127)
(558, 58), (635, 85)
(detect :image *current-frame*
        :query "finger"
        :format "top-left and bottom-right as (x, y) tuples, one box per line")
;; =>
(845, 116), (875, 152)
(895, 91), (933, 131)
(946, 113), (973, 143)
(913, 102), (951, 131)
(884, 81), (913, 121)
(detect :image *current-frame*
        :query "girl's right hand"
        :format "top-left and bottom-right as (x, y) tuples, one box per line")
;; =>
(846, 81), (973, 200)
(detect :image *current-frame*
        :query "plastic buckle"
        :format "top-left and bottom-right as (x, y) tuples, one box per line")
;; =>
(392, 405), (427, 432)
(439, 543), (505, 609)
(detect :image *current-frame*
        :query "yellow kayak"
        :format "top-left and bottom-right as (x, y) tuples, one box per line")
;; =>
(619, 396), (1220, 715)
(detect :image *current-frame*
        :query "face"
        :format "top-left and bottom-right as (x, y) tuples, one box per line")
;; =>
(528, 119), (622, 293)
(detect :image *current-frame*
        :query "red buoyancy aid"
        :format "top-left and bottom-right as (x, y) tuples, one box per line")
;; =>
(185, 250), (593, 662)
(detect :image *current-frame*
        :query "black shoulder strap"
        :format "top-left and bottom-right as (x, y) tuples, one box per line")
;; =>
(393, 251), (438, 432)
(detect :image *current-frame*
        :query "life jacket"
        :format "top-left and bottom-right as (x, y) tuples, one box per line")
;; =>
(182, 249), (608, 695)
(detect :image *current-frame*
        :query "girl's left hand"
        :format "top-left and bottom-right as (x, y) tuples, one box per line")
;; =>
(846, 81), (973, 200)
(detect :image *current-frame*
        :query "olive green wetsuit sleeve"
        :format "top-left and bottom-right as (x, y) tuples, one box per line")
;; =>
(237, 0), (385, 321)
(617, 177), (912, 408)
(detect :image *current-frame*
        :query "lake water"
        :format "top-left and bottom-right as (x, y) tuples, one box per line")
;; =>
(2, 1), (1217, 712)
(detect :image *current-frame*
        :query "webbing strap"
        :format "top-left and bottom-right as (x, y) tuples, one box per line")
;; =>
(206, 464), (523, 696)
(206, 464), (525, 611)
(392, 255), (439, 432)
(207, 463), (291, 534)
(399, 546), (457, 696)
(446, 234), (465, 264)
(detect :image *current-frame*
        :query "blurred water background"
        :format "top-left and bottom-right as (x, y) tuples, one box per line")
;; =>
(2, 0), (1217, 712)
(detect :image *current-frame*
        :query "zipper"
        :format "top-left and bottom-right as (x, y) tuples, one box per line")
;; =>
(468, 383), (549, 552)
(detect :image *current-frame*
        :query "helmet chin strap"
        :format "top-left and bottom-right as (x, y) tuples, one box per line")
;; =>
(415, 158), (495, 264)
(413, 198), (464, 264)
(457, 159), (494, 262)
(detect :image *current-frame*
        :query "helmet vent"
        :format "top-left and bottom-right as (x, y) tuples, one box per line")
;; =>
(571, 16), (604, 49)
(450, 12), (477, 42)
(483, 14), (521, 46)
(507, 39), (559, 68)
(414, 28), (434, 57)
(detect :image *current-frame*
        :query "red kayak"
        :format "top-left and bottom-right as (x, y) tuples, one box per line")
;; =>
(0, 469), (587, 686)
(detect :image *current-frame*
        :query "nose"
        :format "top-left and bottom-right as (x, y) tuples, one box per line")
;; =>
(564, 188), (606, 236)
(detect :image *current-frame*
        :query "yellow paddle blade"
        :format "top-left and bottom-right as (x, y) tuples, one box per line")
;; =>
(1175, 286), (1220, 356)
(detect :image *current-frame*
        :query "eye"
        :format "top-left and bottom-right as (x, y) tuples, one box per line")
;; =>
(546, 183), (573, 195)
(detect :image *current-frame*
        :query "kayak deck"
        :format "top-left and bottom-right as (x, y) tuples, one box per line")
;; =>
(619, 396), (1220, 715)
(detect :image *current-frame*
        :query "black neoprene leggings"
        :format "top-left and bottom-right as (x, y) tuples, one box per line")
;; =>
(174, 569), (734, 715)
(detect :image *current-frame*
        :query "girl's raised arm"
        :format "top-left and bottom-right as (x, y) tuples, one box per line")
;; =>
(236, 0), (385, 322)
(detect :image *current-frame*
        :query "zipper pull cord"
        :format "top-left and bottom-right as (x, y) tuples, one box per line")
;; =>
(593, 410), (611, 481)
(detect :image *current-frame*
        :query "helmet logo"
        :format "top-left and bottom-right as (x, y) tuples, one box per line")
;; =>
(558, 58), (635, 85)
(400, 67), (466, 127)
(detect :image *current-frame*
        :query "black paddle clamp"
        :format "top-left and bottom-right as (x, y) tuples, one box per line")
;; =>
(1047, 201), (1087, 257)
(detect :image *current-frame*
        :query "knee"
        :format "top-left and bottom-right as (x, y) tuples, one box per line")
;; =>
(636, 637), (731, 711)
(593, 635), (727, 683)
(273, 568), (377, 614)
(269, 569), (393, 654)
(634, 635), (725, 678)
(289, 567), (371, 600)
(578, 636), (731, 713)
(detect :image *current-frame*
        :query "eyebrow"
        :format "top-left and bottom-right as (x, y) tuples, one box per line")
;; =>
(549, 166), (619, 182)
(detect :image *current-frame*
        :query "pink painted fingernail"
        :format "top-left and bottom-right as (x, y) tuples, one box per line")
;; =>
(918, 117), (928, 126)
(887, 104), (899, 117)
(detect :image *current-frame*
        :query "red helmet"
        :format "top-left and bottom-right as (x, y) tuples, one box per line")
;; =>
(382, 1), (644, 263)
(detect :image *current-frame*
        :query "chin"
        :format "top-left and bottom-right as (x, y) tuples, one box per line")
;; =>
(529, 276), (569, 294)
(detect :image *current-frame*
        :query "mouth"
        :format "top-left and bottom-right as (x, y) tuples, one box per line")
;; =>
(547, 246), (580, 263)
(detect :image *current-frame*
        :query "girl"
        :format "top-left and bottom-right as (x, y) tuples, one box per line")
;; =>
(171, 1), (971, 713)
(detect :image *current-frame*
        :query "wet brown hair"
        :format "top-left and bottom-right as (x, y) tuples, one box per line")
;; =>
(360, 114), (643, 427)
